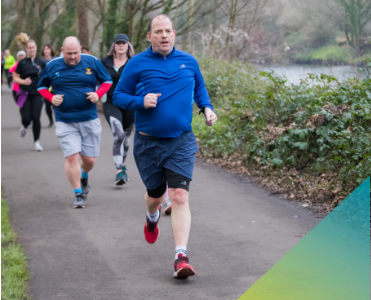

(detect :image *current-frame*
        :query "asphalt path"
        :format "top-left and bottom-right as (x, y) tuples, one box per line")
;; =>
(1, 88), (321, 300)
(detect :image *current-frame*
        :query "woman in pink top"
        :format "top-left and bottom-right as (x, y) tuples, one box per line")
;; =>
(9, 51), (26, 102)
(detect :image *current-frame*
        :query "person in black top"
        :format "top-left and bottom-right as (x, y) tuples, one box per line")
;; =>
(13, 39), (45, 151)
(101, 33), (135, 185)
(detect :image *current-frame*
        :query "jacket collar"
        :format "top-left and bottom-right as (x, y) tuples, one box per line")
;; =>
(26, 56), (39, 61)
(147, 46), (176, 58)
(104, 55), (115, 68)
(104, 55), (129, 70)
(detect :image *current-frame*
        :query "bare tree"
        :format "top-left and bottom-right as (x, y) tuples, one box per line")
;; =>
(16, 0), (27, 34)
(182, 0), (195, 51)
(336, 0), (371, 49)
(78, 0), (89, 48)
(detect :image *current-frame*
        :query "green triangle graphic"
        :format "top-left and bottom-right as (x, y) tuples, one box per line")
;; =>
(239, 177), (370, 300)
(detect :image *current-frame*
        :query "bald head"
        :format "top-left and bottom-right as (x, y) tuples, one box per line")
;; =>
(148, 15), (173, 33)
(63, 36), (80, 47)
(62, 36), (81, 66)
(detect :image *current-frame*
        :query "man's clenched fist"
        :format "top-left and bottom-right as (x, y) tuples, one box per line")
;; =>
(144, 93), (161, 108)
(86, 92), (99, 103)
(52, 94), (64, 106)
(204, 107), (217, 126)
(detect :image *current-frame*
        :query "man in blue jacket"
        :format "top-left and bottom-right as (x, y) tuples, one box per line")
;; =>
(113, 14), (217, 278)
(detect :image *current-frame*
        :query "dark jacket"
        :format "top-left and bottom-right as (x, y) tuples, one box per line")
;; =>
(101, 55), (128, 101)
(15, 57), (45, 95)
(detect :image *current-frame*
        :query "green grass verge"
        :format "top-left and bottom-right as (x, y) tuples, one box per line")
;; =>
(311, 45), (354, 62)
(294, 45), (368, 64)
(1, 199), (29, 300)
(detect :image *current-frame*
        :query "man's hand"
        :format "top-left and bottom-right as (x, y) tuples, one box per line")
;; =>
(204, 107), (217, 126)
(86, 92), (99, 103)
(23, 77), (32, 85)
(52, 94), (64, 106)
(144, 93), (161, 108)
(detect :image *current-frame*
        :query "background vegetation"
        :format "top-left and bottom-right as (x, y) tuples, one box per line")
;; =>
(193, 57), (370, 210)
(1, 0), (371, 64)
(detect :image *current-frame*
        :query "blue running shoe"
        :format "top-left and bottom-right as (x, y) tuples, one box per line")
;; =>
(162, 197), (172, 215)
(116, 166), (129, 186)
(81, 177), (90, 201)
(73, 192), (85, 208)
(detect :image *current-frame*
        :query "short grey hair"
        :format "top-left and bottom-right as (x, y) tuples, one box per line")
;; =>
(17, 50), (26, 58)
(147, 14), (174, 33)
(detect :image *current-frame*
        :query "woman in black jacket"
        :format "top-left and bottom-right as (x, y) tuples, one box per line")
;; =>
(101, 33), (135, 185)
(13, 39), (46, 151)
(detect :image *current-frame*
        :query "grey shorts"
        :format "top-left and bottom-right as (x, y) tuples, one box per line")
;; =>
(55, 118), (102, 158)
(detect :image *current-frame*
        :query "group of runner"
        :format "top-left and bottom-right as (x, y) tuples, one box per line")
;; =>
(5, 43), (57, 150)
(7, 14), (217, 279)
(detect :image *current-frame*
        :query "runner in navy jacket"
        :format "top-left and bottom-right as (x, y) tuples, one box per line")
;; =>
(37, 36), (112, 209)
(113, 14), (217, 279)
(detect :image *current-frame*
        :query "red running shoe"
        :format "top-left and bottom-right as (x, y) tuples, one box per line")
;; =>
(144, 208), (161, 244)
(174, 254), (195, 278)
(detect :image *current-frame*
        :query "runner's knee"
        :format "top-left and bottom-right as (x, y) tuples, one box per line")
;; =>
(22, 117), (31, 127)
(147, 181), (167, 199)
(66, 153), (79, 164)
(169, 188), (188, 205)
(115, 128), (125, 145)
(81, 155), (95, 166)
(123, 134), (130, 148)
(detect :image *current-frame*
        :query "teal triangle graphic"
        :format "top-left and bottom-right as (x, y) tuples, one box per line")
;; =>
(239, 177), (370, 300)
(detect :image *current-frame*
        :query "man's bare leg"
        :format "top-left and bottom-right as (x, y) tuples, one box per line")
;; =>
(80, 154), (95, 174)
(168, 188), (190, 247)
(65, 153), (81, 189)
(144, 192), (164, 214)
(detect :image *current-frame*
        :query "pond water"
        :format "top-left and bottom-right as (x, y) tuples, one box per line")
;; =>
(258, 65), (368, 85)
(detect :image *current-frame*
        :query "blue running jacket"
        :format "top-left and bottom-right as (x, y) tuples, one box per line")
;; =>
(113, 47), (213, 138)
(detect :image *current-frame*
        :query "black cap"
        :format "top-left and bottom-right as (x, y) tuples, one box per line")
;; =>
(114, 33), (129, 43)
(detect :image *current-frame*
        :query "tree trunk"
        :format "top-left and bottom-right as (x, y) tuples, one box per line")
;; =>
(226, 0), (238, 58)
(16, 0), (27, 34)
(174, 0), (179, 30)
(183, 0), (194, 51)
(78, 0), (89, 48)
(104, 0), (119, 51)
(134, 0), (150, 50)
(126, 1), (136, 41)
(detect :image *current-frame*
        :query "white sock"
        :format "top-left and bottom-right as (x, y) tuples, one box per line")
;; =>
(175, 246), (187, 260)
(147, 210), (159, 222)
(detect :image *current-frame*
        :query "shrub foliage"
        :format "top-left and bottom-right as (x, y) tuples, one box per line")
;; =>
(194, 58), (371, 204)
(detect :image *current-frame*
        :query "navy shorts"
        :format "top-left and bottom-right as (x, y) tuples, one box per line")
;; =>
(133, 131), (199, 190)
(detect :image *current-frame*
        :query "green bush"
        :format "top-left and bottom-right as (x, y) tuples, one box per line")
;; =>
(194, 58), (371, 188)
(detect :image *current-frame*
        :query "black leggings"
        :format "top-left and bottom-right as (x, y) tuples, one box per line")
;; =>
(4, 69), (12, 88)
(20, 93), (44, 142)
(103, 100), (134, 170)
(12, 90), (17, 103)
(1, 65), (4, 83)
(44, 99), (53, 124)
